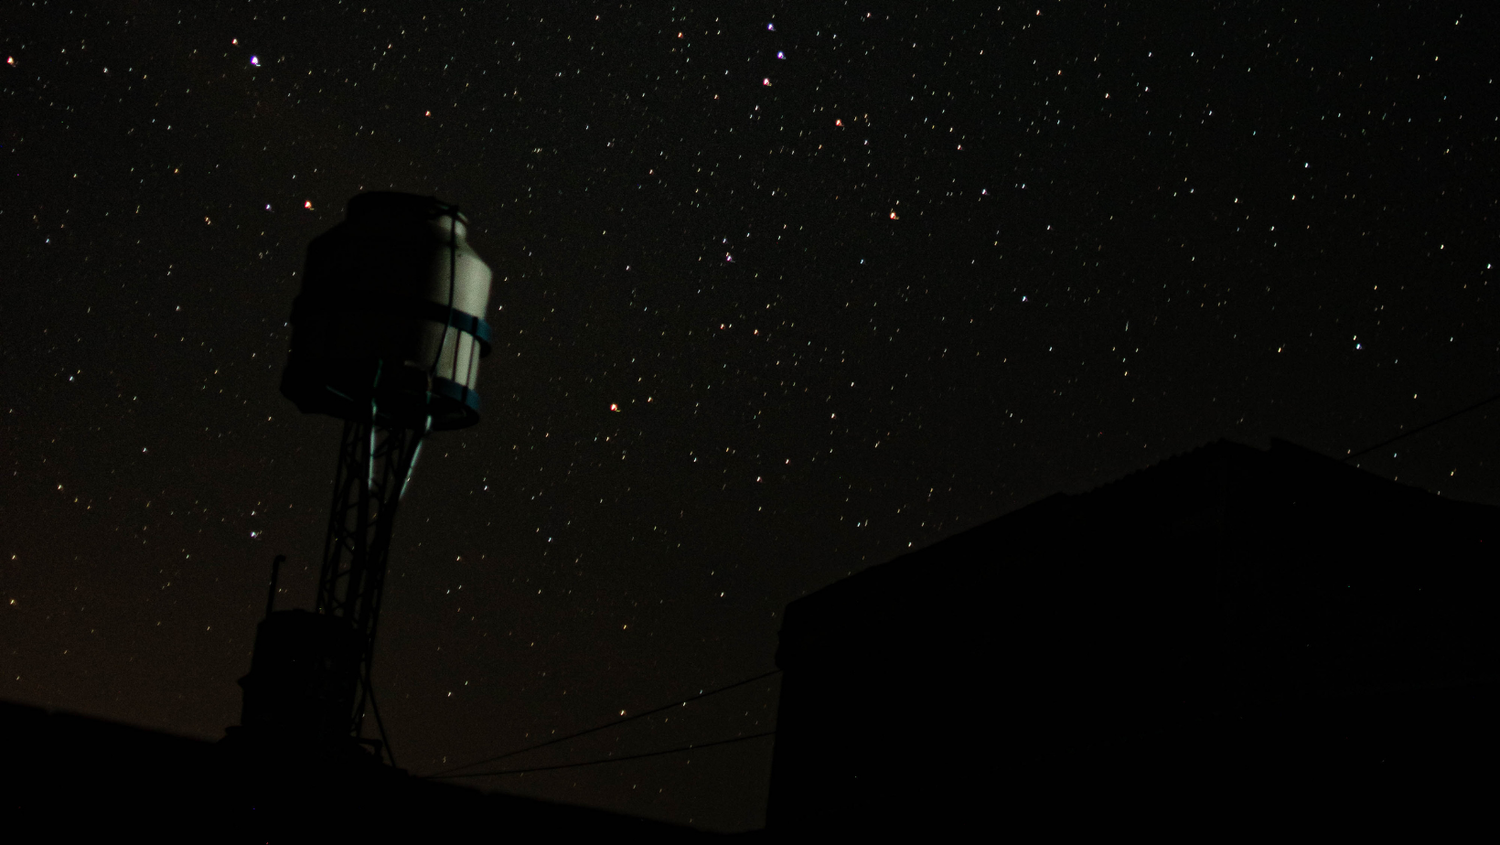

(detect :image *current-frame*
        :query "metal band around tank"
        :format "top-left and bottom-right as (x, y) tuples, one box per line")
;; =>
(417, 301), (493, 354)
(429, 376), (482, 416)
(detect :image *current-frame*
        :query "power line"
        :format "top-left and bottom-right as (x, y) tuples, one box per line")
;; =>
(421, 668), (782, 778)
(426, 731), (777, 779)
(1344, 389), (1500, 462)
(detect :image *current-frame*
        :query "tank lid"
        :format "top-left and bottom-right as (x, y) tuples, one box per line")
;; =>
(346, 191), (467, 225)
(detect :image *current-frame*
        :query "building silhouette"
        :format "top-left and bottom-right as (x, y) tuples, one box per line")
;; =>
(767, 438), (1496, 834)
(7, 437), (1492, 836)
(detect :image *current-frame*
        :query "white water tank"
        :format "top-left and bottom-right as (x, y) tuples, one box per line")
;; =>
(281, 192), (494, 430)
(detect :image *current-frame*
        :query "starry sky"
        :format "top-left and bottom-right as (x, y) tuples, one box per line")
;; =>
(4, 0), (1498, 832)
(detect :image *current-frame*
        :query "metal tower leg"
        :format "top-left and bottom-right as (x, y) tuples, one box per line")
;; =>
(315, 415), (424, 763)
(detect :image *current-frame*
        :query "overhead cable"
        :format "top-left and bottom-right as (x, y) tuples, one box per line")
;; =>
(426, 731), (777, 779)
(1344, 388), (1500, 461)
(422, 668), (782, 778)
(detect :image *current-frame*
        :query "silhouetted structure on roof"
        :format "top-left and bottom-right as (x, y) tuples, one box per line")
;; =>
(231, 192), (497, 766)
(0, 196), (719, 839)
(767, 438), (1496, 834)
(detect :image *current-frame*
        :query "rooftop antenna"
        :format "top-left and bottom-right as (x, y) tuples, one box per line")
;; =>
(229, 193), (494, 767)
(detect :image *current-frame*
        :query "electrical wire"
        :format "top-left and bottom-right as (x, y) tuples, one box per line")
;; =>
(1344, 388), (1500, 461)
(422, 668), (782, 778)
(425, 731), (777, 779)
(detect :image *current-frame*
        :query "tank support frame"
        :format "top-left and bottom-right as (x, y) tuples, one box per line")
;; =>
(315, 410), (426, 765)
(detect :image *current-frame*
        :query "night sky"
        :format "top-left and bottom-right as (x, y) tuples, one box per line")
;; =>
(4, 0), (1499, 832)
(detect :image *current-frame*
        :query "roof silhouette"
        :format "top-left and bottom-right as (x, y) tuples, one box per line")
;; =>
(768, 438), (1496, 834)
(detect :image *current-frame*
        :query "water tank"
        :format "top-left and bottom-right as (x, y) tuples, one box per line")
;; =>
(281, 192), (494, 430)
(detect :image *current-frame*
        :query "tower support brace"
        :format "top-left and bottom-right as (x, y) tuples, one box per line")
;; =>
(317, 414), (424, 754)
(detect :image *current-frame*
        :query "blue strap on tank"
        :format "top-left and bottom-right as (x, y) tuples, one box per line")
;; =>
(418, 301), (493, 354)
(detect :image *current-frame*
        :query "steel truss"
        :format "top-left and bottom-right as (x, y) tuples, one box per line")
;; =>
(316, 411), (426, 764)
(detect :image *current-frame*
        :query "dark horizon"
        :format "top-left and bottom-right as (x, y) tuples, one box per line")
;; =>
(6, 436), (1493, 837)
